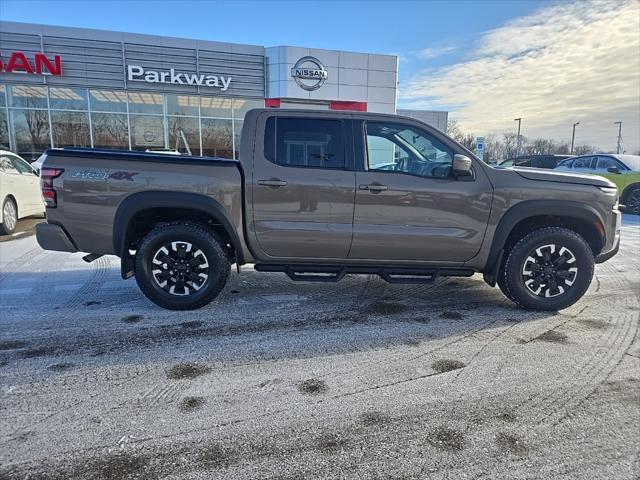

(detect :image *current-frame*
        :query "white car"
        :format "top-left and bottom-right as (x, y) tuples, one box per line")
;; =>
(0, 150), (45, 235)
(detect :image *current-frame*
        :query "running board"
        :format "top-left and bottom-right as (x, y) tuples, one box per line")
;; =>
(253, 264), (474, 284)
(82, 253), (103, 263)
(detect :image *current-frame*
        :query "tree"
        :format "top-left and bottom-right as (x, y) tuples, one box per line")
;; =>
(573, 144), (599, 155)
(502, 132), (520, 159)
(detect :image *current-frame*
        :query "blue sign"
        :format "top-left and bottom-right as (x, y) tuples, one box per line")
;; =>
(475, 136), (485, 160)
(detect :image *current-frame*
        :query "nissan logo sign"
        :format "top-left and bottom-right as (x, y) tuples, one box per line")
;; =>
(291, 56), (328, 91)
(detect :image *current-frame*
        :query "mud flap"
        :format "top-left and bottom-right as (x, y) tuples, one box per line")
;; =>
(483, 248), (504, 287)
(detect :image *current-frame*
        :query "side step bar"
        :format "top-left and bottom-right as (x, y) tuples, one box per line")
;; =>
(253, 264), (474, 284)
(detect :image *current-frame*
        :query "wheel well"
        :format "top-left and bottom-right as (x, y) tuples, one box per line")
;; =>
(503, 215), (604, 257)
(124, 207), (236, 260)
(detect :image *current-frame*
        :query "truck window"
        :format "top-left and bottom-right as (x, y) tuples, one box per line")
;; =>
(265, 117), (345, 169)
(365, 122), (453, 178)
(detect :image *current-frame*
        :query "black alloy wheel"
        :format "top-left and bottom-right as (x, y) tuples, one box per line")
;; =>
(151, 241), (210, 296)
(521, 244), (578, 298)
(498, 227), (594, 311)
(134, 222), (230, 310)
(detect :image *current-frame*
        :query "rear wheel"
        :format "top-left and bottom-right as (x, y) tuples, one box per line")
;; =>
(0, 197), (18, 235)
(134, 222), (230, 310)
(498, 227), (594, 311)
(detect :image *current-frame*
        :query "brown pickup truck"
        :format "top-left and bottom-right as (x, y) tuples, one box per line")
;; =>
(35, 108), (621, 311)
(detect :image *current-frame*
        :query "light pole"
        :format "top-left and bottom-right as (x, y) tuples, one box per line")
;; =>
(614, 121), (622, 154)
(570, 122), (580, 154)
(514, 117), (522, 157)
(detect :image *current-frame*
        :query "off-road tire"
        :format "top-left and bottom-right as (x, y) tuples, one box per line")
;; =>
(134, 222), (230, 310)
(0, 197), (18, 236)
(622, 185), (640, 215)
(498, 227), (594, 311)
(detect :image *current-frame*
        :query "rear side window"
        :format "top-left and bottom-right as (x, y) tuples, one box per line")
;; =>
(0, 157), (18, 174)
(571, 157), (594, 169)
(264, 117), (345, 169)
(9, 155), (33, 174)
(557, 159), (573, 168)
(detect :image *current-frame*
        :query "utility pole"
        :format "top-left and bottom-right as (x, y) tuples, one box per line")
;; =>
(571, 122), (580, 154)
(614, 121), (622, 154)
(514, 117), (522, 157)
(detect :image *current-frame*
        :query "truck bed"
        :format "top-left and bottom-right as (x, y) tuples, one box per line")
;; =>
(41, 148), (244, 256)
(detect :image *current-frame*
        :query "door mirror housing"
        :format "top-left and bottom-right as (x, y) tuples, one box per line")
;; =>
(607, 166), (620, 174)
(452, 154), (473, 177)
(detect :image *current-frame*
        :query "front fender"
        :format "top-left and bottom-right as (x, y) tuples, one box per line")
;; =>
(482, 200), (605, 285)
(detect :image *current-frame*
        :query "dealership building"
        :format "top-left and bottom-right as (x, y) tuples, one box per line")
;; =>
(0, 21), (447, 160)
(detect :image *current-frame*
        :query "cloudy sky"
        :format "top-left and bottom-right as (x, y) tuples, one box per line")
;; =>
(3, 0), (639, 153)
(399, 0), (640, 153)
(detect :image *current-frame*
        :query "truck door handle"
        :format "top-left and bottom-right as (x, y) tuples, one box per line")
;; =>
(258, 179), (287, 187)
(359, 183), (388, 192)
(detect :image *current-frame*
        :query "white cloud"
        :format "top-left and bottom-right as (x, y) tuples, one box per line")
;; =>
(416, 46), (457, 59)
(399, 0), (640, 153)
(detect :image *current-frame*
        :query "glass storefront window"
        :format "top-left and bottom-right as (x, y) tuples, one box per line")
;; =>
(0, 110), (9, 149)
(51, 111), (90, 148)
(10, 109), (51, 160)
(0, 86), (266, 157)
(92, 113), (129, 149)
(200, 96), (232, 118)
(49, 87), (88, 111)
(232, 98), (264, 120)
(89, 89), (128, 113)
(130, 115), (164, 150)
(167, 116), (200, 155)
(201, 118), (233, 158)
(128, 92), (163, 114)
(8, 85), (48, 109)
(166, 94), (199, 117)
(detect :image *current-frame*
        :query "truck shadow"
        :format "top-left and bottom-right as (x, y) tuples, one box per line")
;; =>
(0, 268), (556, 368)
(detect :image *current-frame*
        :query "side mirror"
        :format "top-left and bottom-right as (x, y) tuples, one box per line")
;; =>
(452, 154), (473, 177)
(607, 166), (620, 174)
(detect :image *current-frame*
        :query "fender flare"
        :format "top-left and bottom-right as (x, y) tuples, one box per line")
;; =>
(483, 200), (605, 285)
(113, 191), (244, 264)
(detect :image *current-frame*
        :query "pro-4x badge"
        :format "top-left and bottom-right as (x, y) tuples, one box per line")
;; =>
(109, 171), (139, 181)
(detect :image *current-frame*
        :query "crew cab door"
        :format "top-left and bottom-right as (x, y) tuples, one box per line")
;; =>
(348, 120), (492, 263)
(250, 114), (355, 259)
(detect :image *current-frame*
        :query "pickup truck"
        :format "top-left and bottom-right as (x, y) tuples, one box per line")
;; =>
(35, 109), (621, 311)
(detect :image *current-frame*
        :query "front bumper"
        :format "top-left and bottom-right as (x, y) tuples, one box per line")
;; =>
(595, 209), (621, 264)
(36, 223), (78, 252)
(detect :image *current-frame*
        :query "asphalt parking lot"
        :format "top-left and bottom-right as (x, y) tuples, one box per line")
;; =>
(0, 218), (638, 480)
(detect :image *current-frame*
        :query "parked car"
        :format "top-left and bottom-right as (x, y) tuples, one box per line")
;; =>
(554, 154), (640, 214)
(35, 109), (620, 312)
(0, 150), (45, 235)
(499, 155), (572, 169)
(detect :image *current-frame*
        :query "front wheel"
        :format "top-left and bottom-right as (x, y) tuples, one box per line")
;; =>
(623, 185), (640, 215)
(498, 227), (594, 311)
(134, 222), (230, 310)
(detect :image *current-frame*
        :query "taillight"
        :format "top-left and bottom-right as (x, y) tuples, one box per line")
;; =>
(41, 168), (64, 208)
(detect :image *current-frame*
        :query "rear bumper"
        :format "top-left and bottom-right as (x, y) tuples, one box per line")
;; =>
(595, 209), (621, 264)
(36, 223), (78, 252)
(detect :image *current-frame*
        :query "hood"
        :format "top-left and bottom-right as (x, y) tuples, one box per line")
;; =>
(513, 167), (615, 188)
